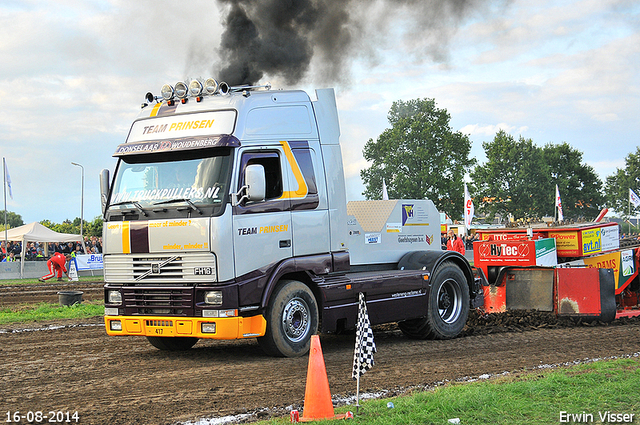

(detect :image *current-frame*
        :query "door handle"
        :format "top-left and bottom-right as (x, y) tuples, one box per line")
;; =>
(279, 239), (291, 248)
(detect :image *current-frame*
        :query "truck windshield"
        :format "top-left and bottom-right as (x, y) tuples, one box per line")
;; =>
(109, 150), (232, 210)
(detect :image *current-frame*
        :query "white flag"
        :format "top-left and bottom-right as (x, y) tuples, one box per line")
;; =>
(464, 183), (474, 228)
(352, 292), (376, 379)
(555, 184), (564, 221)
(382, 179), (389, 201)
(630, 188), (640, 208)
(3, 159), (12, 200)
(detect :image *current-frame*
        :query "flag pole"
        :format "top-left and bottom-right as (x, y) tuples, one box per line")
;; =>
(355, 355), (361, 413)
(355, 299), (363, 414)
(554, 184), (557, 222)
(352, 292), (376, 415)
(3, 157), (7, 250)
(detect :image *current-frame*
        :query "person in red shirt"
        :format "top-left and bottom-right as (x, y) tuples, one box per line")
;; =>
(39, 252), (71, 282)
(446, 230), (465, 255)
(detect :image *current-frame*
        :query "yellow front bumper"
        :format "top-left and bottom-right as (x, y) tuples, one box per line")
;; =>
(104, 314), (266, 339)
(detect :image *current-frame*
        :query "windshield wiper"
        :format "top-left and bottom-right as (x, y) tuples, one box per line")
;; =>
(153, 198), (203, 215)
(109, 200), (148, 217)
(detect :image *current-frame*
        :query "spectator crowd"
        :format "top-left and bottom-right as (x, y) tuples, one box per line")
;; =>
(0, 236), (102, 262)
(441, 231), (480, 252)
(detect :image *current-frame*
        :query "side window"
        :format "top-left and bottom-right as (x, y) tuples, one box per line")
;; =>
(290, 147), (319, 210)
(239, 151), (283, 202)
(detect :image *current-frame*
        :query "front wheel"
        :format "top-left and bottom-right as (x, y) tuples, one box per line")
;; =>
(258, 280), (319, 357)
(399, 261), (469, 339)
(146, 336), (199, 351)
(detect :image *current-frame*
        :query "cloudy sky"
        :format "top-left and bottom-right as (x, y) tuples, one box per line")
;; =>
(1, 0), (639, 225)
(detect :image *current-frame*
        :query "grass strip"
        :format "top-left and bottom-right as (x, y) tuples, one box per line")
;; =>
(260, 357), (640, 425)
(0, 301), (104, 324)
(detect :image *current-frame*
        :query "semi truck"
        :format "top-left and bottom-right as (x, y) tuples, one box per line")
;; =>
(100, 80), (482, 357)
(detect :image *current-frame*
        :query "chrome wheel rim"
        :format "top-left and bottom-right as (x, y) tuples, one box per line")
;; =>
(438, 278), (463, 324)
(282, 297), (310, 343)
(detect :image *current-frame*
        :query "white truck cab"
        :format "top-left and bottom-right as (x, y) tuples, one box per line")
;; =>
(101, 80), (480, 357)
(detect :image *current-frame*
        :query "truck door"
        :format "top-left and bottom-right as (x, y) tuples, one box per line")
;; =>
(233, 148), (293, 277)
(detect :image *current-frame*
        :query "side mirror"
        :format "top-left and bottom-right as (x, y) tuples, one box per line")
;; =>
(245, 164), (266, 202)
(99, 169), (110, 216)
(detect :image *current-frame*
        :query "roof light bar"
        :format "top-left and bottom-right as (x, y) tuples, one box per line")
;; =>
(150, 78), (271, 106)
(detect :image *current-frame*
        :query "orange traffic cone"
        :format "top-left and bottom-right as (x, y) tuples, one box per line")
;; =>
(299, 335), (345, 422)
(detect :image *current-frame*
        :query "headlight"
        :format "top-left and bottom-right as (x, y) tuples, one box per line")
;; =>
(189, 79), (203, 96)
(108, 290), (122, 304)
(161, 84), (174, 100)
(110, 320), (122, 331)
(104, 307), (119, 316)
(204, 291), (223, 305)
(202, 309), (237, 318)
(175, 81), (189, 98)
(201, 323), (216, 333)
(204, 78), (219, 94)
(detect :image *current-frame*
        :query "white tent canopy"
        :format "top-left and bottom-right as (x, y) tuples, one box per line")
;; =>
(4, 222), (82, 243)
(3, 222), (83, 277)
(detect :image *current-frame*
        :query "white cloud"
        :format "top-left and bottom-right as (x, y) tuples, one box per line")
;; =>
(1, 0), (639, 223)
(459, 123), (529, 137)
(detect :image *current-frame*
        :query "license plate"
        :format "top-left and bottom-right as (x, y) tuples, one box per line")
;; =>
(194, 267), (213, 275)
(144, 319), (175, 336)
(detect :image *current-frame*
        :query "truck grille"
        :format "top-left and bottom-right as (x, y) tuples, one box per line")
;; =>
(104, 252), (217, 284)
(123, 287), (194, 316)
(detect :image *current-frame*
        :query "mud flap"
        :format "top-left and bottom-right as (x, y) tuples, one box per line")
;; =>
(471, 277), (485, 309)
(555, 268), (616, 323)
(598, 268), (616, 323)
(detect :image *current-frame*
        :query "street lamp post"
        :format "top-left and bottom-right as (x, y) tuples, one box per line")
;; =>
(71, 162), (85, 252)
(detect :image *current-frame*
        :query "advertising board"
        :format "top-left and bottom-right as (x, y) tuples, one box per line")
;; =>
(547, 230), (580, 257)
(474, 238), (557, 274)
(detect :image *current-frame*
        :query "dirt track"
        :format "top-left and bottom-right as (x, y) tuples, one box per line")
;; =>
(0, 281), (103, 307)
(2, 283), (640, 425)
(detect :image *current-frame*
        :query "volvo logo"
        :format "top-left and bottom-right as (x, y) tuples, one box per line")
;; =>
(136, 256), (179, 281)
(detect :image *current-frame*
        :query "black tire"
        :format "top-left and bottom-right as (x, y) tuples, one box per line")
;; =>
(146, 336), (198, 351)
(399, 261), (469, 340)
(257, 280), (319, 357)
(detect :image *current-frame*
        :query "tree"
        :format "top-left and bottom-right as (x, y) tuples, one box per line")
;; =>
(39, 219), (54, 230)
(0, 211), (24, 229)
(40, 217), (103, 237)
(85, 216), (104, 237)
(360, 98), (475, 218)
(471, 131), (552, 221)
(543, 142), (604, 220)
(55, 219), (75, 235)
(605, 146), (640, 215)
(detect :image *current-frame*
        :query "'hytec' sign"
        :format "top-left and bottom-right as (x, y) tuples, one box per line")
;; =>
(474, 238), (557, 269)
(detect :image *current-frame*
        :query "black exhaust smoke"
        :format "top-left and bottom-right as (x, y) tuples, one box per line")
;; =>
(213, 0), (508, 87)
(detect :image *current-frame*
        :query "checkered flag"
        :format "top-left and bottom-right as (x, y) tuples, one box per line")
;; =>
(352, 292), (376, 380)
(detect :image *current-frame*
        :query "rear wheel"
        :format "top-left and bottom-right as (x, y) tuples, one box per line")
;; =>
(258, 280), (319, 357)
(146, 336), (198, 351)
(399, 261), (469, 339)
